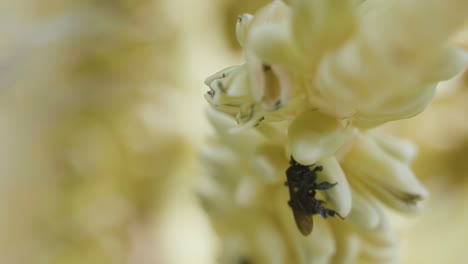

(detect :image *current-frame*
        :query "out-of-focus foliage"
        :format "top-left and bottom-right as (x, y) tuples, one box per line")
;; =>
(0, 0), (221, 263)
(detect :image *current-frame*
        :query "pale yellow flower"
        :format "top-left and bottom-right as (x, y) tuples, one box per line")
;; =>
(200, 0), (468, 263)
(200, 107), (423, 263)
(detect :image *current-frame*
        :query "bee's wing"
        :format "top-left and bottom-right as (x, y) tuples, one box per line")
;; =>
(292, 208), (313, 236)
(287, 185), (313, 236)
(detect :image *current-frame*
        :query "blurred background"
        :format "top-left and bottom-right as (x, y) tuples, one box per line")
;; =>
(0, 0), (466, 263)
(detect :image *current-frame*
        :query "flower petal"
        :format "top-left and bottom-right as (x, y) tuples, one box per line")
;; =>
(236, 13), (254, 48)
(345, 189), (381, 231)
(291, 0), (356, 64)
(317, 156), (352, 217)
(206, 107), (266, 151)
(341, 133), (428, 212)
(288, 109), (353, 165)
(369, 131), (418, 164)
(248, 15), (301, 67)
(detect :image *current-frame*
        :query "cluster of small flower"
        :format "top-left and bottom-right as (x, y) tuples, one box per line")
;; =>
(199, 0), (468, 263)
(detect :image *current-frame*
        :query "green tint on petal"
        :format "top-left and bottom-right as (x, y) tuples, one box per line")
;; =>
(288, 109), (353, 165)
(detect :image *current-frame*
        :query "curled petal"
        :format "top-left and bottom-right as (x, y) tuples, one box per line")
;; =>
(341, 133), (428, 212)
(318, 156), (352, 217)
(357, 205), (397, 251)
(291, 0), (356, 64)
(288, 109), (353, 165)
(311, 42), (440, 128)
(309, 0), (468, 127)
(255, 122), (288, 143)
(369, 131), (418, 164)
(236, 13), (254, 48)
(244, 0), (291, 101)
(246, 51), (265, 102)
(345, 188), (381, 231)
(351, 83), (437, 128)
(362, 179), (426, 213)
(248, 6), (302, 68)
(204, 65), (239, 87)
(206, 108), (266, 151)
(205, 64), (249, 99)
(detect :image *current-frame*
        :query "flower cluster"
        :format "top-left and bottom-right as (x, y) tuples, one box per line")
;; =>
(200, 0), (468, 263)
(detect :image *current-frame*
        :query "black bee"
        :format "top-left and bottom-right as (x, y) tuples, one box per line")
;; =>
(285, 156), (343, 235)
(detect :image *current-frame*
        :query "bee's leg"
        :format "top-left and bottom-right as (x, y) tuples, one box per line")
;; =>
(312, 165), (323, 173)
(289, 156), (298, 165)
(314, 181), (337, 190)
(307, 188), (317, 197)
(315, 199), (326, 205)
(301, 196), (323, 213)
(323, 208), (344, 220)
(317, 207), (328, 219)
(333, 211), (345, 220)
